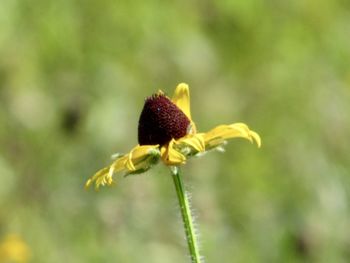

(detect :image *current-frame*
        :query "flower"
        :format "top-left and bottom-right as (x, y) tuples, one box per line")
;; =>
(0, 234), (31, 263)
(86, 83), (261, 189)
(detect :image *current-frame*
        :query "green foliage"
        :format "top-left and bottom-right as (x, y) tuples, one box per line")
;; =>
(1, 0), (349, 262)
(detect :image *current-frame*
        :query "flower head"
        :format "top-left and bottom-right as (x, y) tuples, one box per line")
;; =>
(138, 91), (190, 146)
(86, 83), (261, 189)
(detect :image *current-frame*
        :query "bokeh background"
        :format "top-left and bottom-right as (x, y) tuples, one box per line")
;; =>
(1, 0), (350, 262)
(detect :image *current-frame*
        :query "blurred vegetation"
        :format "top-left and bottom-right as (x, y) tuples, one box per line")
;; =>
(1, 0), (350, 262)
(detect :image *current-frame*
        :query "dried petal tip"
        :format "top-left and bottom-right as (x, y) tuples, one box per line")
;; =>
(138, 92), (190, 146)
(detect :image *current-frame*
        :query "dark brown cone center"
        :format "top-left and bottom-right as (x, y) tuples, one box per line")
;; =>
(138, 94), (190, 146)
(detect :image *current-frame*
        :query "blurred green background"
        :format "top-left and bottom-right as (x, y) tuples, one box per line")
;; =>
(1, 0), (350, 262)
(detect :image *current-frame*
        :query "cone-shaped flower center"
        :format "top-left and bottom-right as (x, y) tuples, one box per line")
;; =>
(138, 93), (190, 146)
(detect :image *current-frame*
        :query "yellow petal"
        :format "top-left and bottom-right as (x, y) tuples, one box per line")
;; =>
(85, 166), (112, 189)
(203, 123), (261, 149)
(125, 145), (160, 172)
(187, 121), (197, 134)
(85, 145), (160, 189)
(126, 148), (137, 171)
(161, 139), (186, 165)
(250, 131), (261, 148)
(175, 134), (205, 153)
(172, 83), (192, 120)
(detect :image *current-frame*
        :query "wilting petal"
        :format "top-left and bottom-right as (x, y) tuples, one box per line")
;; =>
(172, 83), (192, 121)
(161, 139), (186, 165)
(86, 145), (160, 189)
(203, 123), (261, 150)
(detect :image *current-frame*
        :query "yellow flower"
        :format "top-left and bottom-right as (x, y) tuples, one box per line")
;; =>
(0, 234), (31, 263)
(86, 83), (261, 189)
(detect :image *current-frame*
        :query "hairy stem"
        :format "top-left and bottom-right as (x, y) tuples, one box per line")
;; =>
(171, 167), (201, 263)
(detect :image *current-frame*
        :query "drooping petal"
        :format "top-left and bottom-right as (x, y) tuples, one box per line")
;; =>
(172, 83), (192, 121)
(85, 145), (160, 189)
(203, 123), (261, 150)
(161, 139), (186, 165)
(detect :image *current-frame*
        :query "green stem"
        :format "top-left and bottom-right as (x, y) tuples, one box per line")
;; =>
(171, 167), (202, 263)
